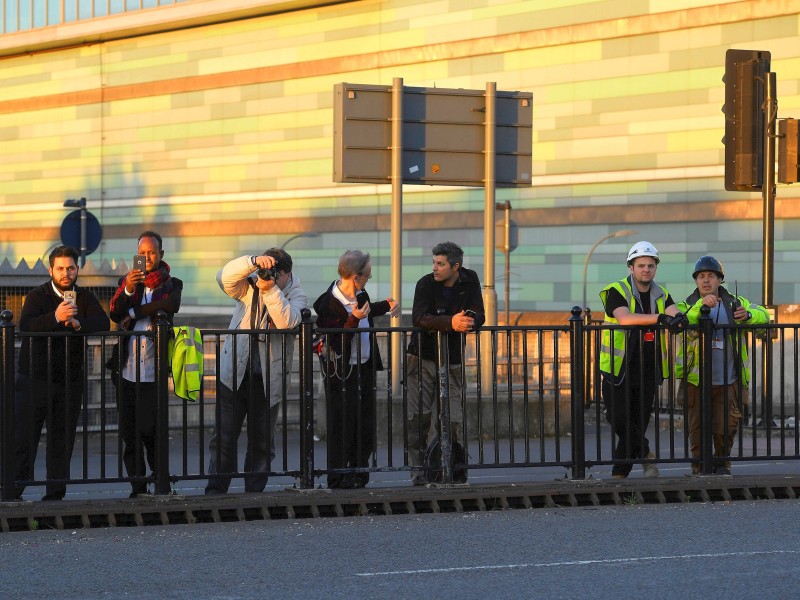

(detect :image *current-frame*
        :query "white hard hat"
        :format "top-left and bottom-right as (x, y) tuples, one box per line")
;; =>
(627, 241), (659, 265)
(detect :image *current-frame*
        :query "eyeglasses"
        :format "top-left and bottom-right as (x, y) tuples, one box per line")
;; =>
(357, 272), (372, 280)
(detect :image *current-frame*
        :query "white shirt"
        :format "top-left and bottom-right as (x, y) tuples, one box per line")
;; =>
(331, 282), (370, 365)
(122, 286), (156, 383)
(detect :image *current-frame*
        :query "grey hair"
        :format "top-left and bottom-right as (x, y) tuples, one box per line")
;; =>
(338, 249), (371, 278)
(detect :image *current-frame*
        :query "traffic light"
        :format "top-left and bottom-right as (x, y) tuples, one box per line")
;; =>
(778, 118), (799, 184)
(722, 49), (772, 192)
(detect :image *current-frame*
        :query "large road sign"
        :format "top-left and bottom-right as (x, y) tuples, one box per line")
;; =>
(334, 83), (532, 187)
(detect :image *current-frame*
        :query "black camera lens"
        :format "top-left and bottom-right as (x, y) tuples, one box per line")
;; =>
(257, 267), (278, 281)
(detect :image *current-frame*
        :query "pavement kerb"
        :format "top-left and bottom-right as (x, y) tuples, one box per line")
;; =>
(2, 474), (799, 533)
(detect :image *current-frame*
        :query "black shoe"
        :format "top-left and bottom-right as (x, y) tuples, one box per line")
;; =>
(714, 465), (732, 475)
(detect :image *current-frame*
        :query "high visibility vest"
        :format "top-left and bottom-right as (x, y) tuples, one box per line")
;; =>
(599, 277), (670, 381)
(169, 326), (204, 402)
(674, 292), (769, 387)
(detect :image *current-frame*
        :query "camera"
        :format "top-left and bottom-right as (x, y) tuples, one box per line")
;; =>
(257, 266), (279, 281)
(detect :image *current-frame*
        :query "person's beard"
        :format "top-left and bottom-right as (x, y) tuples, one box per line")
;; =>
(52, 273), (77, 293)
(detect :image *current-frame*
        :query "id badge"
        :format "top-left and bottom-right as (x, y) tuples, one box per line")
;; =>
(712, 339), (724, 350)
(643, 331), (655, 343)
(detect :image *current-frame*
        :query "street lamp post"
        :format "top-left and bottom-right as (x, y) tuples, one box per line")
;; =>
(280, 231), (320, 250)
(581, 229), (637, 311)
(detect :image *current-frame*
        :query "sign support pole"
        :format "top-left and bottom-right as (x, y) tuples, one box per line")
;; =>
(481, 82), (498, 388)
(391, 78), (404, 396)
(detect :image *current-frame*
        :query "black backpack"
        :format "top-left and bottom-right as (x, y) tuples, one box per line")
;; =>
(424, 435), (468, 484)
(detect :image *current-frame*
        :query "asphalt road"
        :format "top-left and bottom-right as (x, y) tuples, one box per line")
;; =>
(2, 500), (799, 599)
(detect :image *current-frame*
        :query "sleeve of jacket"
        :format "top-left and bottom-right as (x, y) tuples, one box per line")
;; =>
(18, 287), (61, 332)
(217, 255), (258, 301)
(741, 297), (770, 324)
(465, 279), (486, 329)
(369, 299), (391, 319)
(78, 289), (111, 333)
(264, 279), (308, 329)
(109, 279), (133, 324)
(131, 278), (183, 320)
(412, 278), (452, 332)
(683, 297), (705, 325)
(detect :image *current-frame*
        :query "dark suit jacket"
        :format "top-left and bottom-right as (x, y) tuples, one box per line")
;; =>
(17, 281), (109, 383)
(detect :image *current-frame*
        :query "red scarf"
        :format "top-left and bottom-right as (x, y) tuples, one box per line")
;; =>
(110, 261), (173, 316)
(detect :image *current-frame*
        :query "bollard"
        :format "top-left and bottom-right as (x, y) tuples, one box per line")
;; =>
(569, 306), (586, 479)
(699, 305), (714, 475)
(297, 308), (315, 489)
(1, 310), (16, 501)
(153, 310), (172, 495)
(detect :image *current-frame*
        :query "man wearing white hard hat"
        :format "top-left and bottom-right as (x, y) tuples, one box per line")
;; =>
(598, 241), (686, 479)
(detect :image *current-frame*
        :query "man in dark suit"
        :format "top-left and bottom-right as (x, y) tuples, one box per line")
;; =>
(14, 245), (109, 501)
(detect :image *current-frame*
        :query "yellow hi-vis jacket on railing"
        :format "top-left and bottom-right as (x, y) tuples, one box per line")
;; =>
(169, 326), (203, 402)
(599, 276), (670, 382)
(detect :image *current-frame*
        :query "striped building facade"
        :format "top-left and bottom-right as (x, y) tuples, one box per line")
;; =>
(1, 0), (799, 319)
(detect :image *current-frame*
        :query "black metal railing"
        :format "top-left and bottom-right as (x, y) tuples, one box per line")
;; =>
(0, 305), (798, 501)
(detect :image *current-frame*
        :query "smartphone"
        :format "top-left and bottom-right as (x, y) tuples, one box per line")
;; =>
(356, 292), (368, 309)
(133, 255), (146, 273)
(63, 290), (76, 306)
(464, 309), (478, 319)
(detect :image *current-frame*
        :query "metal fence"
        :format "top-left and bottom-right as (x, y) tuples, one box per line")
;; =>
(1, 306), (799, 500)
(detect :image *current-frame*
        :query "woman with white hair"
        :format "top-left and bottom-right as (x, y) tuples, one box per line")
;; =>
(313, 250), (399, 489)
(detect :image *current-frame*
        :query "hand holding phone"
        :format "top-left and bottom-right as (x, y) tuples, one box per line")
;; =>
(63, 290), (76, 306)
(462, 309), (478, 332)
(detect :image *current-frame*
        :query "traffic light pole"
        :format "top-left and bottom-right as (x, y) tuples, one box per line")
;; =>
(761, 71), (777, 308)
(760, 71), (777, 427)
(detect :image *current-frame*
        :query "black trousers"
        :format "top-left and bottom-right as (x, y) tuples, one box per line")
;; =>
(117, 379), (158, 495)
(325, 361), (375, 488)
(14, 374), (82, 500)
(602, 374), (657, 477)
(206, 376), (279, 494)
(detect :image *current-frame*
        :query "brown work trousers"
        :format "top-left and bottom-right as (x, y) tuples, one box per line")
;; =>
(685, 382), (743, 472)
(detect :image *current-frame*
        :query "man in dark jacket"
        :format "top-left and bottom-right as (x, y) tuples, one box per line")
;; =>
(14, 245), (109, 500)
(406, 241), (484, 485)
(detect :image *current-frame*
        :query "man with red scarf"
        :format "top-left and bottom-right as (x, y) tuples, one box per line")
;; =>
(109, 231), (182, 497)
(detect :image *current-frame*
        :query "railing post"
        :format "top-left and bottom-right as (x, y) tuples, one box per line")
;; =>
(1, 310), (16, 501)
(699, 305), (714, 475)
(569, 306), (586, 479)
(583, 307), (593, 408)
(153, 310), (172, 495)
(297, 308), (315, 489)
(437, 331), (453, 484)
